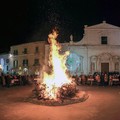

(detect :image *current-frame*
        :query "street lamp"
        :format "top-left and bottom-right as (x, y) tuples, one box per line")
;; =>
(9, 53), (13, 58)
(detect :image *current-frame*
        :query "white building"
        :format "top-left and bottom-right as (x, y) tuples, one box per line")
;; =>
(45, 21), (120, 75)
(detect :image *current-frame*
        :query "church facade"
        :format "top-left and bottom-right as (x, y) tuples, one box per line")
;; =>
(45, 21), (120, 75)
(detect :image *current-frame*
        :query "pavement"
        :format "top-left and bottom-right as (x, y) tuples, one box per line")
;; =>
(0, 85), (120, 120)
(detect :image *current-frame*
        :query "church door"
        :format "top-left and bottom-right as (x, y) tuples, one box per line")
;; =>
(101, 63), (109, 73)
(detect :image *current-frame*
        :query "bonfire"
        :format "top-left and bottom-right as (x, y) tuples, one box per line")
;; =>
(28, 28), (89, 106)
(33, 28), (77, 101)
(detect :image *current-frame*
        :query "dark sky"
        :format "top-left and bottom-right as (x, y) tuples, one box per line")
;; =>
(0, 0), (120, 53)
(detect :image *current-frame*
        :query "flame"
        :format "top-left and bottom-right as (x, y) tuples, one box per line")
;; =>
(41, 28), (72, 100)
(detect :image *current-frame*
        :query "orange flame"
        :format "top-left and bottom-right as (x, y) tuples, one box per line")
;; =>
(41, 28), (72, 100)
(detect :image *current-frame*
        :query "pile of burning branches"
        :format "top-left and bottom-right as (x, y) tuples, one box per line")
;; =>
(25, 28), (89, 105)
(32, 81), (78, 101)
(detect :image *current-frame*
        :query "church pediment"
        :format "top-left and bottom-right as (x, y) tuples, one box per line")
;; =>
(86, 21), (120, 29)
(98, 53), (112, 61)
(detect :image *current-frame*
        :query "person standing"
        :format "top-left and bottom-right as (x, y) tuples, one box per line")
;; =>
(104, 73), (108, 86)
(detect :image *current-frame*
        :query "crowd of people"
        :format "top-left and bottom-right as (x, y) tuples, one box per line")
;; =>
(72, 72), (120, 86)
(0, 73), (34, 88)
(0, 71), (120, 88)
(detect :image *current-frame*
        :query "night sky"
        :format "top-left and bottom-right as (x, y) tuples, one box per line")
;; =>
(1, 0), (120, 53)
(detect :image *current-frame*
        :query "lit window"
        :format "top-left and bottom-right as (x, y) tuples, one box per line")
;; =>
(13, 60), (18, 68)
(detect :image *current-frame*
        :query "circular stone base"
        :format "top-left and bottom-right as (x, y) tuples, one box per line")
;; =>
(25, 91), (89, 106)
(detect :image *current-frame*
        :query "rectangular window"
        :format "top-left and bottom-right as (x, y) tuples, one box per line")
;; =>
(101, 36), (107, 44)
(23, 59), (28, 66)
(6, 66), (9, 71)
(35, 47), (39, 53)
(23, 48), (28, 54)
(13, 50), (18, 55)
(13, 60), (18, 68)
(34, 59), (39, 65)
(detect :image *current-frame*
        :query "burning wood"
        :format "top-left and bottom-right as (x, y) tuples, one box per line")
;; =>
(33, 82), (77, 101)
(32, 27), (78, 101)
(25, 28), (89, 106)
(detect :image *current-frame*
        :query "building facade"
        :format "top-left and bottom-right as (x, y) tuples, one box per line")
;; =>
(0, 53), (9, 74)
(8, 41), (46, 75)
(45, 21), (120, 75)
(1, 21), (120, 76)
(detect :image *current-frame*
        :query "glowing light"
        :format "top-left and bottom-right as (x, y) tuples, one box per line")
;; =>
(0, 65), (2, 70)
(40, 28), (72, 100)
(9, 54), (13, 58)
